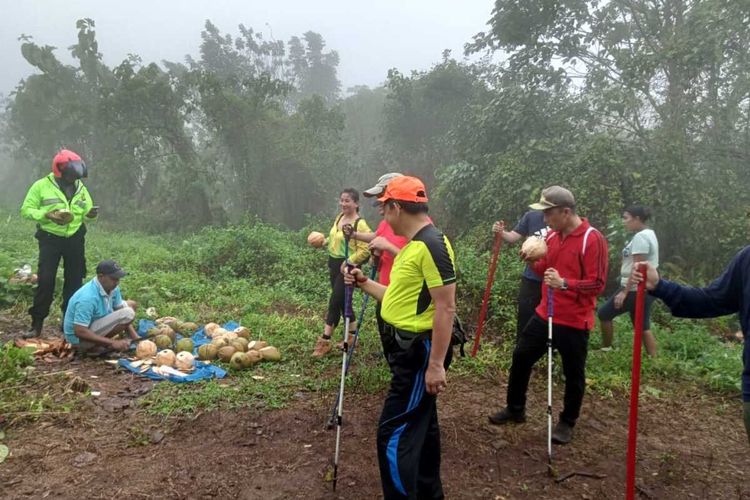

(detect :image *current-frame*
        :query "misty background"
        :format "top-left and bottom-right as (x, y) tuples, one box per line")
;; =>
(1, 0), (749, 281)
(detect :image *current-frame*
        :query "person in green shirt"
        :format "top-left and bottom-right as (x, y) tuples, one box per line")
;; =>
(20, 149), (97, 338)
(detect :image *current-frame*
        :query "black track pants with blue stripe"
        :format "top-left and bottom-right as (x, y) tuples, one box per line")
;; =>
(377, 337), (452, 499)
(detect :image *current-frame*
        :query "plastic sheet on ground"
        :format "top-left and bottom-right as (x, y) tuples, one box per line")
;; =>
(120, 320), (240, 382)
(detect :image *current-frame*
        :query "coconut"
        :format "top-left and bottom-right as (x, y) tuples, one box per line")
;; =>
(229, 338), (247, 353)
(247, 340), (268, 351)
(136, 340), (157, 359)
(155, 325), (176, 342)
(211, 337), (229, 348)
(197, 344), (219, 360)
(521, 237), (548, 261)
(155, 349), (176, 367)
(229, 352), (247, 370)
(182, 322), (199, 333)
(56, 209), (74, 224)
(175, 338), (194, 353)
(204, 323), (221, 337)
(245, 350), (262, 365)
(175, 351), (195, 371)
(258, 346), (281, 362)
(218, 346), (237, 362)
(214, 328), (230, 338)
(233, 326), (251, 339)
(154, 334), (173, 350)
(307, 231), (325, 248)
(224, 331), (238, 341)
(147, 327), (161, 338)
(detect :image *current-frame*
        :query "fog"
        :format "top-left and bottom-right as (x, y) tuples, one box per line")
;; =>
(0, 0), (493, 96)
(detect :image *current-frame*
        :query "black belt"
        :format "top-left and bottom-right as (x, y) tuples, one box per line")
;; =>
(383, 323), (431, 350)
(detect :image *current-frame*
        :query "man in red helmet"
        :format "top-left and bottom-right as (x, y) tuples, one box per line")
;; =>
(20, 150), (98, 338)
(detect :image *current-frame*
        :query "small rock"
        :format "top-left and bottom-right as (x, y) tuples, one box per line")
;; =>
(150, 431), (165, 444)
(72, 451), (97, 468)
(491, 439), (510, 450)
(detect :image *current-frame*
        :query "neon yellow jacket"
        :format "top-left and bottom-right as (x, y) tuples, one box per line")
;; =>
(20, 173), (95, 237)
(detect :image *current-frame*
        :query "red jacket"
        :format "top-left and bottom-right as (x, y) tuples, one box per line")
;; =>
(532, 218), (608, 331)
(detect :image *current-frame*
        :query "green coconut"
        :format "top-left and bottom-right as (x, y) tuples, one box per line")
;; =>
(175, 338), (194, 353)
(218, 346), (237, 362)
(154, 334), (173, 350)
(197, 344), (218, 360)
(182, 322), (199, 333)
(211, 337), (229, 348)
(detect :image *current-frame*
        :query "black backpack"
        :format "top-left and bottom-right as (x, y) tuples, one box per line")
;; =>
(452, 315), (468, 357)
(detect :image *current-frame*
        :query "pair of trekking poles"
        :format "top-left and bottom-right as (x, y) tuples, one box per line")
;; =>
(329, 236), (379, 490)
(472, 232), (648, 495)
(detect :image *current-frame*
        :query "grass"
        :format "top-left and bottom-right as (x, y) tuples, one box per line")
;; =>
(0, 211), (744, 419)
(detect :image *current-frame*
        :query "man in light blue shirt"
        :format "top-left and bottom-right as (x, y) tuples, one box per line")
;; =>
(63, 260), (139, 354)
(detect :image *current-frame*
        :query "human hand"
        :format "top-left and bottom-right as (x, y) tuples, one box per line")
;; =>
(343, 267), (367, 288)
(631, 262), (660, 291)
(492, 220), (505, 234)
(342, 224), (354, 238)
(614, 290), (627, 309)
(86, 206), (99, 218)
(543, 268), (564, 289)
(425, 363), (447, 395)
(111, 339), (131, 352)
(45, 210), (67, 225)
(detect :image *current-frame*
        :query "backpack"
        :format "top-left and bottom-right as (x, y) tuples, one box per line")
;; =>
(452, 315), (468, 357)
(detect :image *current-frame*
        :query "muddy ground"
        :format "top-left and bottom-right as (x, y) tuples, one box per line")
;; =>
(1, 316), (748, 499)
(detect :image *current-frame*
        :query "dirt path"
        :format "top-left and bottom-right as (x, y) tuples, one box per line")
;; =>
(1, 317), (749, 499)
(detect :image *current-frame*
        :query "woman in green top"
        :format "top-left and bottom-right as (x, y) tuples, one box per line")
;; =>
(598, 205), (659, 356)
(312, 188), (372, 357)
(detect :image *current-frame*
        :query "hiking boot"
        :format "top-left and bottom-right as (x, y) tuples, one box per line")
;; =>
(552, 420), (574, 445)
(488, 407), (526, 425)
(312, 336), (333, 357)
(23, 319), (43, 339)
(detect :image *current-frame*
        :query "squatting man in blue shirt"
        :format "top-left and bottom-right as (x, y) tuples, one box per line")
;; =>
(63, 259), (139, 355)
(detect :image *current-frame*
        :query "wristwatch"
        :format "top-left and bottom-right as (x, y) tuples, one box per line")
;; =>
(560, 279), (569, 291)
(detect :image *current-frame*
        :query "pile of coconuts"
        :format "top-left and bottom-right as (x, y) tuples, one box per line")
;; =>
(198, 323), (281, 370)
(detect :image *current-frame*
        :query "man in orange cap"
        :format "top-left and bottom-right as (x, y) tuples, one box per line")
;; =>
(20, 149), (97, 338)
(345, 175), (456, 499)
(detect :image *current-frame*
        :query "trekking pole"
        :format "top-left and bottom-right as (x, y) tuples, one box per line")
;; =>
(333, 237), (354, 491)
(625, 270), (647, 500)
(547, 287), (554, 476)
(326, 256), (380, 429)
(471, 231), (503, 357)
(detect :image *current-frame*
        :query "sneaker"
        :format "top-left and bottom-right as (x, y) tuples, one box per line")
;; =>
(312, 336), (333, 358)
(552, 420), (574, 444)
(488, 407), (526, 425)
(336, 333), (355, 350)
(599, 346), (613, 352)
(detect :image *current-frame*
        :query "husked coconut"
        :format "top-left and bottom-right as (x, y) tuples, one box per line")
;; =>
(218, 346), (237, 362)
(155, 349), (176, 367)
(197, 344), (219, 360)
(245, 350), (262, 365)
(521, 237), (547, 261)
(224, 331), (238, 341)
(234, 326), (251, 339)
(231, 338), (248, 353)
(229, 352), (246, 370)
(248, 340), (268, 351)
(204, 323), (221, 337)
(136, 340), (157, 359)
(307, 231), (325, 248)
(175, 351), (195, 371)
(258, 346), (281, 362)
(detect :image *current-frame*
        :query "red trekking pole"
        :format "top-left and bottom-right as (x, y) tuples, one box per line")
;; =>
(471, 231), (503, 357)
(625, 268), (647, 499)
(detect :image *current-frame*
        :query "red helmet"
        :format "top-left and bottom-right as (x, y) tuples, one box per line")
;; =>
(52, 149), (87, 179)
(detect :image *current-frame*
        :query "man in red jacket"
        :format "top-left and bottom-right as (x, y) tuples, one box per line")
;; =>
(488, 186), (608, 444)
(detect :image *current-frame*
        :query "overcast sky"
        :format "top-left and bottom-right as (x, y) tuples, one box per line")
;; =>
(0, 0), (494, 97)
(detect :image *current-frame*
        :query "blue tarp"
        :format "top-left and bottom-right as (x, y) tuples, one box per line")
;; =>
(121, 320), (239, 382)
